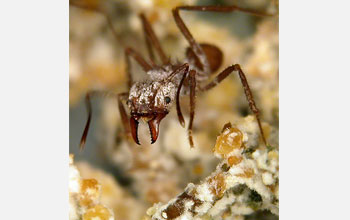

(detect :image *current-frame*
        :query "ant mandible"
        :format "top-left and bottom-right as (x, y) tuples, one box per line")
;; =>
(74, 2), (271, 149)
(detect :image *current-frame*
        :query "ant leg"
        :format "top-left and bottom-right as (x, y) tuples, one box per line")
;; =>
(201, 64), (267, 146)
(167, 65), (196, 147)
(80, 92), (92, 151)
(117, 92), (131, 139)
(175, 68), (189, 127)
(166, 63), (190, 127)
(172, 8), (209, 73)
(125, 47), (153, 89)
(80, 91), (129, 150)
(188, 69), (197, 148)
(141, 18), (155, 64)
(139, 13), (169, 65)
(172, 6), (272, 72)
(104, 13), (123, 46)
(80, 91), (118, 150)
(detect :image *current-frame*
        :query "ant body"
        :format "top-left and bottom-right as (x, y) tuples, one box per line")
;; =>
(72, 2), (271, 149)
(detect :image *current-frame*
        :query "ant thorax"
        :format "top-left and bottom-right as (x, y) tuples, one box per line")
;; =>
(146, 65), (175, 81)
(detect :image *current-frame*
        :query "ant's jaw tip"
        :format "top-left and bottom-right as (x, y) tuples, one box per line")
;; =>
(149, 130), (158, 144)
(134, 137), (141, 145)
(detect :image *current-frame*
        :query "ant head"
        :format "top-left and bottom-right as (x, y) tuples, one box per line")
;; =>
(127, 80), (177, 145)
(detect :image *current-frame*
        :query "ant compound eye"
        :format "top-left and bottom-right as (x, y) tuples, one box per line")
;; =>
(165, 96), (171, 104)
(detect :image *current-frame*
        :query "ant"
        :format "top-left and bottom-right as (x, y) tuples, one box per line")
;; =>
(72, 1), (272, 149)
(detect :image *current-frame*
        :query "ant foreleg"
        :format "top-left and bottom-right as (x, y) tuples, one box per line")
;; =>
(139, 13), (169, 65)
(169, 66), (196, 148)
(117, 92), (131, 140)
(80, 92), (92, 151)
(188, 70), (197, 148)
(80, 91), (127, 150)
(200, 64), (268, 146)
(169, 64), (190, 127)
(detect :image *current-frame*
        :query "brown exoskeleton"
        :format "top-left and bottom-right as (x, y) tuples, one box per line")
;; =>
(74, 2), (272, 149)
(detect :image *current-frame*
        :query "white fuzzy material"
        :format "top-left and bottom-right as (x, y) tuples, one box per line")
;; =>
(195, 183), (214, 203)
(262, 172), (274, 185)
